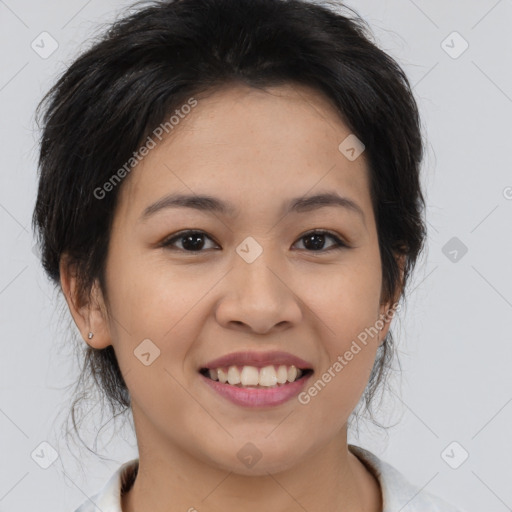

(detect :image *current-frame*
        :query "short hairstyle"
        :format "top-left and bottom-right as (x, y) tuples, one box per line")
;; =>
(33, 0), (426, 446)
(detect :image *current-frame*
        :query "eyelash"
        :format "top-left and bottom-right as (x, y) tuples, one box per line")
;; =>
(160, 229), (349, 253)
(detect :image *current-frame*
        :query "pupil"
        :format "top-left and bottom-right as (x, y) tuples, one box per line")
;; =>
(182, 233), (204, 251)
(304, 233), (325, 250)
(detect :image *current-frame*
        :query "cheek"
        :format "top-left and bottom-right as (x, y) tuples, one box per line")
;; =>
(298, 265), (382, 421)
(301, 253), (382, 388)
(105, 248), (199, 332)
(306, 255), (383, 339)
(104, 250), (217, 378)
(103, 254), (203, 409)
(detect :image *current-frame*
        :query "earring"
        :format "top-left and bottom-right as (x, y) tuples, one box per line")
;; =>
(88, 332), (94, 339)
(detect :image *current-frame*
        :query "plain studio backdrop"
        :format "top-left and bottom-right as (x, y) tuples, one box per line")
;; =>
(0, 1), (511, 511)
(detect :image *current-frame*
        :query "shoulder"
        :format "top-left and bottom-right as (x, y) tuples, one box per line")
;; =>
(72, 459), (139, 512)
(348, 444), (467, 512)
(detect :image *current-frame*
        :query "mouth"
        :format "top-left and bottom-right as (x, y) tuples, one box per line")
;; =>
(199, 365), (314, 389)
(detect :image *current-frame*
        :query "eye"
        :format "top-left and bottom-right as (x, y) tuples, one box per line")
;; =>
(160, 230), (219, 252)
(292, 230), (348, 252)
(160, 229), (349, 253)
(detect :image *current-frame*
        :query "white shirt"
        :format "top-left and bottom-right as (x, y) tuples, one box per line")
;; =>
(73, 444), (466, 511)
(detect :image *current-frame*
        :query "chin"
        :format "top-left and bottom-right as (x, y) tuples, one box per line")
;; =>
(202, 441), (307, 477)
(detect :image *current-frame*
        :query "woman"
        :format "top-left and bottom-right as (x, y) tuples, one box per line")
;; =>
(32, 0), (466, 510)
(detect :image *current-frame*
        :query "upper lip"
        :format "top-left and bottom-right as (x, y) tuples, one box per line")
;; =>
(201, 350), (313, 370)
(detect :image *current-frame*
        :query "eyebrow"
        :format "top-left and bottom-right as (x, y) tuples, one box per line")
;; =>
(140, 191), (366, 223)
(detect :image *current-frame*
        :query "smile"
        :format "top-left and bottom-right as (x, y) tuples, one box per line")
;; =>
(199, 365), (314, 408)
(200, 364), (312, 387)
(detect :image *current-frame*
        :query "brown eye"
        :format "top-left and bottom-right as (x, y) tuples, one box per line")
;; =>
(293, 230), (348, 252)
(161, 230), (219, 252)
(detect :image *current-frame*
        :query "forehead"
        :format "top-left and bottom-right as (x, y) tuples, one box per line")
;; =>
(117, 82), (371, 221)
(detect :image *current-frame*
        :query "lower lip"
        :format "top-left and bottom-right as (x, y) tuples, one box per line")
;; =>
(200, 372), (312, 408)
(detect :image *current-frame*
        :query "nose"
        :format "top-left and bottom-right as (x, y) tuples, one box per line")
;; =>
(214, 249), (303, 335)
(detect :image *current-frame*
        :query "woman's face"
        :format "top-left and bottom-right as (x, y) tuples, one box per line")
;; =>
(88, 83), (397, 475)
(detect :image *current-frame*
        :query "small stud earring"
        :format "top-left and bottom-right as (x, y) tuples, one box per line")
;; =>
(88, 332), (94, 339)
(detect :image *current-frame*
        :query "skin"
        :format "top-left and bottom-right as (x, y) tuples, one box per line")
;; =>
(61, 82), (404, 512)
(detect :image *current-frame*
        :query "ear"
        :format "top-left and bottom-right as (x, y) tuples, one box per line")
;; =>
(377, 253), (406, 343)
(59, 254), (111, 349)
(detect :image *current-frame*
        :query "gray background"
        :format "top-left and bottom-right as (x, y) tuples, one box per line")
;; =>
(1, 0), (511, 511)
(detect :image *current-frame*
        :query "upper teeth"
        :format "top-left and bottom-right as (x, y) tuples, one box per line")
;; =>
(207, 365), (303, 387)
